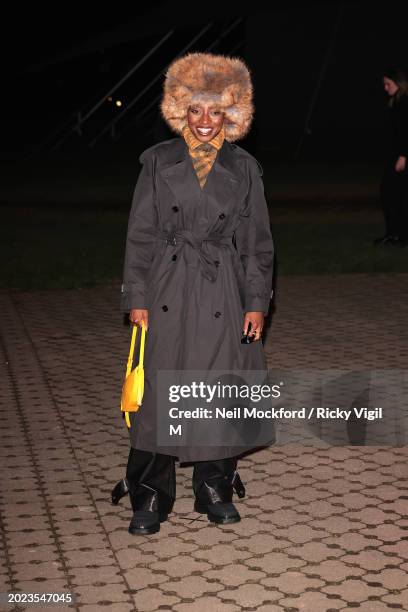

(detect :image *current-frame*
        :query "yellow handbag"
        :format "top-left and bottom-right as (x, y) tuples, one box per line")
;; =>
(121, 323), (146, 428)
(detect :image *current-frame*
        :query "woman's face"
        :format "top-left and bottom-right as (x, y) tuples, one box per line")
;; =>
(187, 103), (224, 142)
(384, 77), (399, 97)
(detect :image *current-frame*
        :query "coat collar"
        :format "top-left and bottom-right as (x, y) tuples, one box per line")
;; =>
(159, 136), (244, 206)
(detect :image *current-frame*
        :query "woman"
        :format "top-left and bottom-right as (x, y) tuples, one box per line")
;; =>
(375, 66), (408, 246)
(112, 52), (275, 535)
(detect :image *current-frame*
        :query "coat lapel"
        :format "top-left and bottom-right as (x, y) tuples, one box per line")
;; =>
(159, 138), (198, 203)
(159, 137), (245, 208)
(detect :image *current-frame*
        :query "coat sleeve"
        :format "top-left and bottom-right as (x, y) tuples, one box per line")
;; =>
(234, 157), (274, 316)
(120, 149), (158, 312)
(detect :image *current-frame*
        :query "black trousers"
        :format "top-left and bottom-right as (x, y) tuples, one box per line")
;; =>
(380, 161), (408, 240)
(125, 446), (237, 512)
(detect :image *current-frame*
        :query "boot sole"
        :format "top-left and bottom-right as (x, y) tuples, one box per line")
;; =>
(128, 513), (169, 535)
(194, 501), (241, 524)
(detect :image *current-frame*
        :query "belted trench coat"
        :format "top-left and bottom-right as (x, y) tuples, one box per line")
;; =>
(120, 135), (275, 461)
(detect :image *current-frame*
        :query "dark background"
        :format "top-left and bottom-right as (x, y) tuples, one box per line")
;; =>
(2, 1), (408, 290)
(2, 1), (406, 162)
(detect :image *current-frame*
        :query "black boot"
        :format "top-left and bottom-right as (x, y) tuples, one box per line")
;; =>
(125, 448), (176, 536)
(128, 483), (172, 535)
(193, 458), (245, 525)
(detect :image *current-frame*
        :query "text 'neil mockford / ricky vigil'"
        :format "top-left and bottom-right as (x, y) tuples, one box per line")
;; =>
(167, 407), (383, 420)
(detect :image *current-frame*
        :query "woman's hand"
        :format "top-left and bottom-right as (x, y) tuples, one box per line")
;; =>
(395, 156), (407, 172)
(243, 312), (264, 341)
(129, 309), (149, 330)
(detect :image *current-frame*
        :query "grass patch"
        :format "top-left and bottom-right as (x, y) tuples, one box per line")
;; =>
(2, 201), (407, 291)
(2, 206), (129, 290)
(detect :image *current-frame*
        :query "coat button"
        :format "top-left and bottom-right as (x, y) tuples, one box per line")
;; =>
(162, 305), (168, 312)
(214, 311), (222, 318)
(219, 213), (226, 220)
(214, 260), (220, 267)
(172, 205), (179, 212)
(172, 254), (177, 261)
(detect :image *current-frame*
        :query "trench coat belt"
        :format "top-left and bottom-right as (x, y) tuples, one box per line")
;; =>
(157, 229), (234, 282)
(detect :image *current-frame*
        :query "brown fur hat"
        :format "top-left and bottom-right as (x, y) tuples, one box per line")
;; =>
(160, 52), (254, 142)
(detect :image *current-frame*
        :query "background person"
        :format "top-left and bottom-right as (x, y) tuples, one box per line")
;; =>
(375, 66), (408, 247)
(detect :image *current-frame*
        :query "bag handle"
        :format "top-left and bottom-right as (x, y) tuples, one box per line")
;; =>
(126, 324), (137, 377)
(126, 323), (146, 375)
(138, 323), (146, 366)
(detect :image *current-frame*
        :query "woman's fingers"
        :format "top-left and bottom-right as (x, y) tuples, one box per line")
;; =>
(242, 314), (251, 335)
(253, 326), (263, 340)
(243, 312), (264, 342)
(250, 323), (263, 341)
(129, 309), (149, 329)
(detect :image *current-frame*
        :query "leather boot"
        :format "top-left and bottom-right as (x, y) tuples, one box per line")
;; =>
(111, 476), (167, 535)
(193, 467), (246, 525)
(125, 448), (176, 536)
(128, 482), (172, 535)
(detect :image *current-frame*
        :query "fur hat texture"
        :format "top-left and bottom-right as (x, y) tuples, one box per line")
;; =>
(160, 52), (254, 142)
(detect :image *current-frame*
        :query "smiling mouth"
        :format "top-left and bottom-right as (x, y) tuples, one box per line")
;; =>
(196, 127), (213, 135)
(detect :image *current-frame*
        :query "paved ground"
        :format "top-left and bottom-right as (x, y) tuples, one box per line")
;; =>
(1, 274), (407, 612)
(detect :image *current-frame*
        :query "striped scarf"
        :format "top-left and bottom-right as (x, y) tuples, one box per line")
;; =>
(182, 124), (225, 188)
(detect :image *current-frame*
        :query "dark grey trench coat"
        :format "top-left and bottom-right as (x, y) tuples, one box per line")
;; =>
(120, 135), (275, 461)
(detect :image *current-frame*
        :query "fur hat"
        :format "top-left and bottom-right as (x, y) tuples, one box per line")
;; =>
(160, 52), (254, 142)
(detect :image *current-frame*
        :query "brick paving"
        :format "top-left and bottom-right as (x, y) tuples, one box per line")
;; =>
(1, 273), (407, 612)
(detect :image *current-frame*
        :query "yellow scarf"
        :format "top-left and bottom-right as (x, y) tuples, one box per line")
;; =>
(182, 124), (225, 188)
